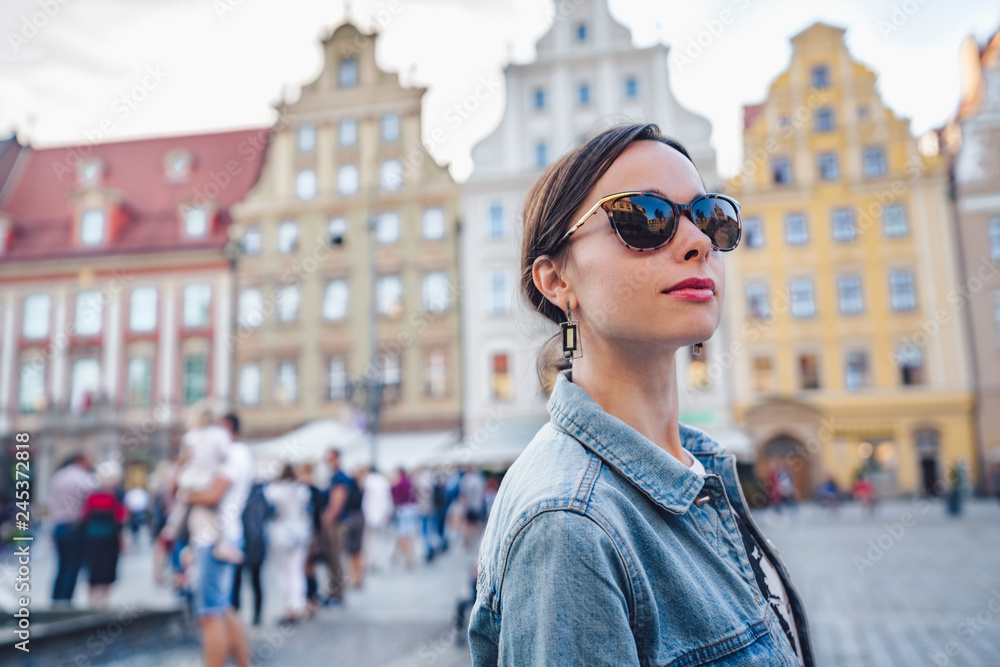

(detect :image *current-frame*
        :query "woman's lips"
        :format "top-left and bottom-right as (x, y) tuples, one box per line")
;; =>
(665, 288), (715, 301)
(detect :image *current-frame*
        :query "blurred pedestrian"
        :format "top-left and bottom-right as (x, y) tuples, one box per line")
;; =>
(48, 451), (96, 607)
(81, 461), (126, 609)
(414, 467), (439, 562)
(124, 484), (150, 541)
(459, 467), (486, 549)
(149, 456), (178, 585)
(391, 468), (417, 569)
(360, 466), (393, 573)
(297, 461), (325, 612)
(233, 481), (270, 626)
(818, 476), (840, 514)
(321, 448), (359, 603)
(265, 464), (312, 625)
(852, 473), (876, 515)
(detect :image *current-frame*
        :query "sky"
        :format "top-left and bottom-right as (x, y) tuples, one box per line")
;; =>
(0, 0), (996, 181)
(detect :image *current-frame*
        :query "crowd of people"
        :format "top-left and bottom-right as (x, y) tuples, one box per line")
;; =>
(45, 406), (499, 667)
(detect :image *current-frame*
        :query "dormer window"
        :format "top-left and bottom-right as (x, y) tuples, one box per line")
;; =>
(79, 160), (103, 186)
(339, 57), (358, 87)
(165, 151), (192, 182)
(184, 207), (208, 238)
(80, 209), (106, 246)
(576, 22), (588, 42)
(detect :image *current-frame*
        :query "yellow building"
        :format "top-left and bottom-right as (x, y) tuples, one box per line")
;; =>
(230, 22), (462, 444)
(728, 23), (975, 498)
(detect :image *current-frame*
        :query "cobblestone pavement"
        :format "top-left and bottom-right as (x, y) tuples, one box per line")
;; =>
(9, 499), (999, 666)
(760, 498), (1000, 667)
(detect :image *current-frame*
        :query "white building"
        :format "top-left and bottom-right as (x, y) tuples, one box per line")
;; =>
(460, 0), (749, 464)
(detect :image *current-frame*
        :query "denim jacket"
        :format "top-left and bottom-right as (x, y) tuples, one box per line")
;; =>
(469, 371), (814, 666)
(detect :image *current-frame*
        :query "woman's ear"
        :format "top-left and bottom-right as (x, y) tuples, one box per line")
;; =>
(533, 255), (573, 311)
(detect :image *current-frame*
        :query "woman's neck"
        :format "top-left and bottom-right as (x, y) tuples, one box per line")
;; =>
(570, 336), (684, 463)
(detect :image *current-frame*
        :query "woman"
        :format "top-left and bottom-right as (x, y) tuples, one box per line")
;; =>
(468, 124), (814, 666)
(264, 463), (312, 625)
(233, 480), (270, 626)
(81, 462), (126, 609)
(390, 468), (417, 569)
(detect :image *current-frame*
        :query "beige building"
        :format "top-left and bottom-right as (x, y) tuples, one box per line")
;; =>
(231, 23), (462, 449)
(951, 27), (1000, 493)
(729, 24), (975, 498)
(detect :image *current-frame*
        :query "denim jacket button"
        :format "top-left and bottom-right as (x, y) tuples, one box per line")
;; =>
(693, 492), (713, 507)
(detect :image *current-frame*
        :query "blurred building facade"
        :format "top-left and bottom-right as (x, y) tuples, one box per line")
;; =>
(730, 23), (976, 498)
(460, 0), (749, 464)
(0, 129), (267, 498)
(230, 23), (463, 446)
(951, 26), (1000, 493)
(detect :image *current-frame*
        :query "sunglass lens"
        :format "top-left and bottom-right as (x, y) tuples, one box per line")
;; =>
(609, 195), (677, 249)
(690, 197), (740, 250)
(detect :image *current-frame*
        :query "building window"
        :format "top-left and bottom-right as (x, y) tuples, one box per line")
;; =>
(129, 287), (157, 332)
(275, 360), (297, 404)
(785, 214), (809, 245)
(811, 64), (830, 89)
(817, 153), (839, 180)
(424, 348), (447, 398)
(182, 354), (207, 405)
(381, 113), (400, 142)
(339, 118), (357, 147)
(743, 217), (764, 247)
(74, 291), (102, 336)
(277, 285), (300, 323)
(376, 275), (403, 318)
(578, 82), (591, 106)
(624, 76), (638, 99)
(990, 219), (1000, 262)
(380, 353), (401, 395)
(746, 282), (770, 320)
(127, 356), (152, 407)
(380, 160), (403, 191)
(19, 360), (45, 412)
(752, 357), (773, 394)
(323, 280), (349, 321)
(895, 344), (923, 385)
(165, 153), (191, 182)
(339, 57), (357, 87)
(277, 221), (298, 253)
(535, 142), (548, 168)
(183, 284), (212, 328)
(772, 157), (792, 185)
(422, 207), (445, 240)
(487, 271), (509, 315)
(890, 270), (917, 311)
(798, 354), (820, 390)
(422, 272), (450, 314)
(863, 147), (886, 177)
(790, 278), (816, 318)
(575, 22), (588, 42)
(815, 107), (834, 131)
(328, 217), (347, 246)
(337, 164), (359, 195)
(844, 350), (869, 391)
(884, 205), (908, 237)
(487, 201), (504, 238)
(69, 358), (100, 413)
(375, 212), (399, 244)
(80, 209), (105, 246)
(22, 294), (50, 339)
(297, 124), (316, 153)
(295, 169), (317, 200)
(242, 227), (262, 255)
(838, 275), (864, 314)
(832, 209), (856, 242)
(238, 363), (260, 406)
(490, 352), (512, 400)
(858, 106), (869, 119)
(533, 87), (546, 110)
(327, 357), (348, 400)
(238, 288), (263, 328)
(184, 207), (208, 238)
(80, 160), (102, 185)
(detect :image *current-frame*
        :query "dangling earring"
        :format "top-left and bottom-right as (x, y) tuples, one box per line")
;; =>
(691, 342), (703, 356)
(562, 300), (582, 362)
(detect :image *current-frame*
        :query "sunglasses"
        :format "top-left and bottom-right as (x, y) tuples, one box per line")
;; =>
(560, 191), (742, 252)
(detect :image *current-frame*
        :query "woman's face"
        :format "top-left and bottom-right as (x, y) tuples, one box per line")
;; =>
(559, 140), (726, 353)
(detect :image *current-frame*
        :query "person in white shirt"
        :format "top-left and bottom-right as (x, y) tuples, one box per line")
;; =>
(48, 452), (96, 606)
(264, 463), (313, 625)
(359, 467), (393, 572)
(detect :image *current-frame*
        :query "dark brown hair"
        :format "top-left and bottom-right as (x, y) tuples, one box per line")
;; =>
(520, 123), (697, 391)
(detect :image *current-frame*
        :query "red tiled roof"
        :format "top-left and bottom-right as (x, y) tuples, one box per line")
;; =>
(0, 127), (270, 261)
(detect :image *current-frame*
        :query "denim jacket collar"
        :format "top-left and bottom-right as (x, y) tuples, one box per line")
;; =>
(547, 370), (725, 515)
